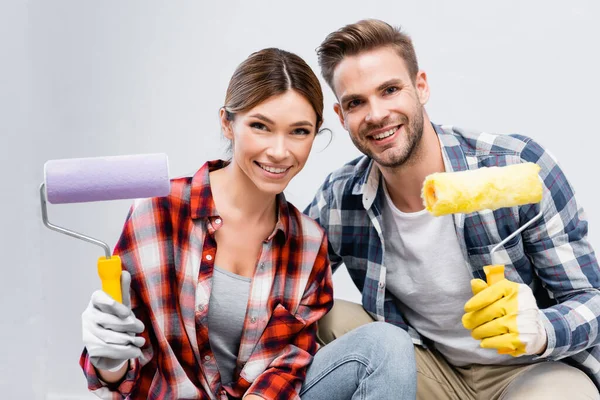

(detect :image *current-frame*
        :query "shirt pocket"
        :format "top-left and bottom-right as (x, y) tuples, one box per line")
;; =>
(239, 303), (307, 382)
(240, 304), (306, 382)
(254, 303), (307, 360)
(263, 303), (307, 338)
(467, 235), (531, 283)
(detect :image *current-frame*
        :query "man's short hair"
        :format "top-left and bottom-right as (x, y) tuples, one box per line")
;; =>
(317, 19), (419, 90)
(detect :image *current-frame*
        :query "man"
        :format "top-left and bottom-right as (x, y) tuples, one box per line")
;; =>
(306, 19), (600, 399)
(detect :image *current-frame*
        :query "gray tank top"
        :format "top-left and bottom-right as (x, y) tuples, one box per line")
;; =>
(207, 266), (252, 385)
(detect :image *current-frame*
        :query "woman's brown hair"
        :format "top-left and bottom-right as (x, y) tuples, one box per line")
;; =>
(223, 48), (324, 131)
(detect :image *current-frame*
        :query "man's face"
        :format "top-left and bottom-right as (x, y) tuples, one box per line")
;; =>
(332, 46), (429, 168)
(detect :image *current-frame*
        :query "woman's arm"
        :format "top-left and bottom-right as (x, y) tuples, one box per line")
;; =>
(96, 360), (129, 384)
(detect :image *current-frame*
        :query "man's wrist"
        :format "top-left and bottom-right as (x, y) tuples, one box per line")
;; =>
(535, 337), (548, 355)
(532, 311), (549, 356)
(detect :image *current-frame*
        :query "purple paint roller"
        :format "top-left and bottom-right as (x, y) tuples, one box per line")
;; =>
(40, 153), (171, 303)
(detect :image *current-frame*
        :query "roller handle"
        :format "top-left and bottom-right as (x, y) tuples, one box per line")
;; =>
(482, 264), (514, 354)
(98, 256), (122, 303)
(483, 264), (505, 285)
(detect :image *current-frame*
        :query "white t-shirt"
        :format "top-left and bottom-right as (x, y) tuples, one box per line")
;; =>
(381, 182), (535, 366)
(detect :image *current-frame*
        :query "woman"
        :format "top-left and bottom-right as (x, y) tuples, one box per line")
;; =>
(79, 48), (416, 399)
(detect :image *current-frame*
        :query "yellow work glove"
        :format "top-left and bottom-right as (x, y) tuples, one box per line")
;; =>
(462, 278), (547, 356)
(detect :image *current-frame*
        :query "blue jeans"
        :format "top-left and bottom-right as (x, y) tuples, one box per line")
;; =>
(300, 322), (416, 400)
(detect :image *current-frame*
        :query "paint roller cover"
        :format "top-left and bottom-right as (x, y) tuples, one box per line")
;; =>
(422, 162), (542, 216)
(44, 153), (171, 204)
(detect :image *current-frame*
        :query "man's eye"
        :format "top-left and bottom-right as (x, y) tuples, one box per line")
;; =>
(348, 99), (362, 109)
(385, 86), (399, 95)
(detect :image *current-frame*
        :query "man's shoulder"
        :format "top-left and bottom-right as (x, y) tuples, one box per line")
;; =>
(286, 201), (326, 240)
(319, 155), (370, 190)
(436, 124), (539, 160)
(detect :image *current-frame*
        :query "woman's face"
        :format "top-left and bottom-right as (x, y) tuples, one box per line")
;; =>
(221, 90), (318, 196)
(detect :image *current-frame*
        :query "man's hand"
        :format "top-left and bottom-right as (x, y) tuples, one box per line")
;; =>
(462, 278), (547, 356)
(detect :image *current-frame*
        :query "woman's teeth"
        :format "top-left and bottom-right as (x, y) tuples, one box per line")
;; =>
(373, 126), (397, 140)
(259, 164), (287, 174)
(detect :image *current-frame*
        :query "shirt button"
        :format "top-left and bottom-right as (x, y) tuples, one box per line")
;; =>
(204, 355), (211, 361)
(205, 254), (213, 261)
(250, 316), (257, 323)
(215, 218), (222, 225)
(378, 281), (385, 288)
(198, 305), (205, 312)
(259, 263), (264, 269)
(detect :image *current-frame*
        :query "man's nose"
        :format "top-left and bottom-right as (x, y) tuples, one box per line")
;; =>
(365, 99), (390, 125)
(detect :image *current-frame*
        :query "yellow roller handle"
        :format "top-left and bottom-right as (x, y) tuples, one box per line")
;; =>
(483, 264), (513, 354)
(483, 264), (505, 285)
(97, 255), (122, 303)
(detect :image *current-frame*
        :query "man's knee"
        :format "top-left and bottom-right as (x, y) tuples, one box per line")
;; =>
(316, 299), (375, 345)
(503, 362), (599, 399)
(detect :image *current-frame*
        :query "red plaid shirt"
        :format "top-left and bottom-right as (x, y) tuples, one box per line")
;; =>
(80, 160), (333, 399)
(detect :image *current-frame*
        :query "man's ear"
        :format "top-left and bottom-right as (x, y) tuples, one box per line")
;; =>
(415, 70), (430, 105)
(219, 107), (234, 140)
(333, 103), (347, 130)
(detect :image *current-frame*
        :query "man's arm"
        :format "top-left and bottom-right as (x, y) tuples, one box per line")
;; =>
(304, 174), (345, 272)
(520, 136), (600, 359)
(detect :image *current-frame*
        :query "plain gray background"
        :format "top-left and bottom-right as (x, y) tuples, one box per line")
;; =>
(2, 1), (599, 398)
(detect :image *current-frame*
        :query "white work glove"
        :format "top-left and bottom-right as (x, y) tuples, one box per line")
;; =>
(82, 270), (146, 371)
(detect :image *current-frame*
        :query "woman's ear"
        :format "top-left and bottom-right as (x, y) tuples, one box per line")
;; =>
(219, 107), (234, 140)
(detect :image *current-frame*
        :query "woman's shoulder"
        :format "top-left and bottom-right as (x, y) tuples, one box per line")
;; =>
(127, 176), (193, 219)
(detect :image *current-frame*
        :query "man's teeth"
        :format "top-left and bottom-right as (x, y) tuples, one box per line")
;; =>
(259, 164), (287, 173)
(373, 127), (397, 140)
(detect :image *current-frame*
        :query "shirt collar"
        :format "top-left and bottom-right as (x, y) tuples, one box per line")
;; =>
(190, 160), (288, 240)
(355, 123), (467, 210)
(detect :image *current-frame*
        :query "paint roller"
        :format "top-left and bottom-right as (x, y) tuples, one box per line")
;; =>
(40, 153), (171, 303)
(422, 162), (544, 284)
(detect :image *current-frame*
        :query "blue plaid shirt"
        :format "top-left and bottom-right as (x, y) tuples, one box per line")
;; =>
(305, 124), (600, 388)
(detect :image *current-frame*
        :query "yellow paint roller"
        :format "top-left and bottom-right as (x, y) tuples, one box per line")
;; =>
(422, 162), (544, 284)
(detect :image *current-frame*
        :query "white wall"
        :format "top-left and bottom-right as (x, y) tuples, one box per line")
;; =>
(2, 0), (599, 398)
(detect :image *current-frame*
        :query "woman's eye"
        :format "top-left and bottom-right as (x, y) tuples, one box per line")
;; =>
(250, 122), (268, 131)
(292, 128), (311, 136)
